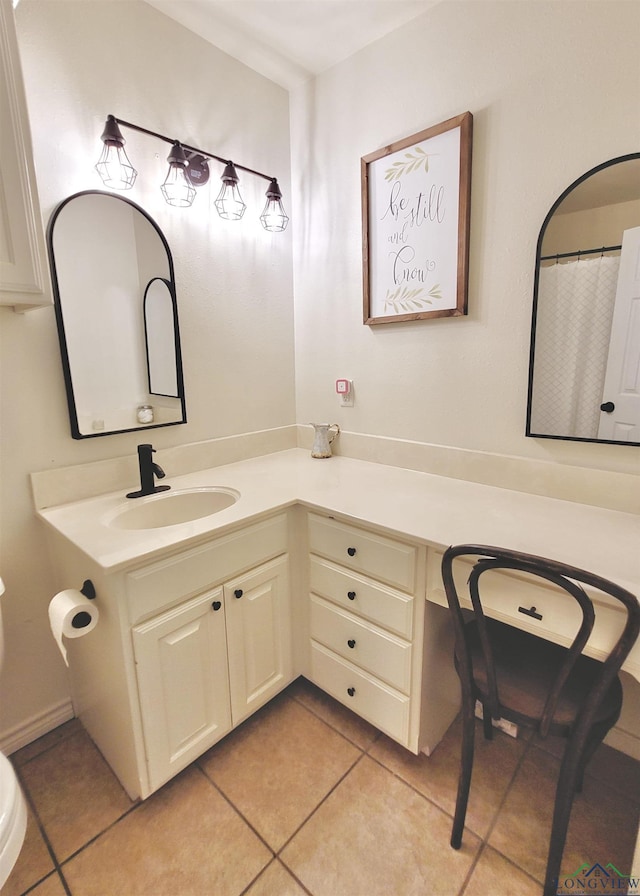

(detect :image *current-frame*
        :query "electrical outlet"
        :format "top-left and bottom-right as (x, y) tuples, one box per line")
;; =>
(475, 701), (518, 738)
(340, 390), (354, 407)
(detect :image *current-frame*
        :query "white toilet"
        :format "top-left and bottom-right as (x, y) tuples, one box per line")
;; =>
(0, 578), (27, 888)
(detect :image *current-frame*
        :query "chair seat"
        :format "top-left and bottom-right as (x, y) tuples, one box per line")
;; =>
(463, 618), (623, 735)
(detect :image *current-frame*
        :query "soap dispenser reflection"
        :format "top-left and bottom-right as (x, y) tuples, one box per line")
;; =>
(310, 423), (340, 458)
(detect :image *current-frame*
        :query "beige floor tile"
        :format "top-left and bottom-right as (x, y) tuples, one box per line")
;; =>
(2, 804), (55, 896)
(63, 766), (271, 896)
(489, 744), (639, 884)
(281, 755), (481, 896)
(290, 677), (381, 750)
(370, 716), (526, 839)
(18, 729), (133, 861)
(11, 719), (82, 767)
(24, 872), (68, 896)
(244, 859), (308, 896)
(463, 847), (542, 896)
(199, 694), (361, 850)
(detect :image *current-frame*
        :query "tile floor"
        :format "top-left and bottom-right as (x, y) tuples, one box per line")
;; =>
(5, 677), (639, 896)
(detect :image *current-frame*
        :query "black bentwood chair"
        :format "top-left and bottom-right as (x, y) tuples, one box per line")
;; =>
(441, 544), (639, 896)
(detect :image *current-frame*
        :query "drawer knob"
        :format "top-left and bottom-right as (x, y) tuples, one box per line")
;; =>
(211, 600), (222, 611)
(347, 591), (356, 600)
(347, 639), (356, 649)
(347, 547), (357, 557)
(347, 687), (356, 697)
(234, 589), (243, 599)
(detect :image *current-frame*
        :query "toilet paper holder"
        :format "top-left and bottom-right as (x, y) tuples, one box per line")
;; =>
(80, 580), (96, 600)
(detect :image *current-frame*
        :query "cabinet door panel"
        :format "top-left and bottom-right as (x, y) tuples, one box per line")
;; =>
(225, 556), (292, 725)
(133, 588), (231, 792)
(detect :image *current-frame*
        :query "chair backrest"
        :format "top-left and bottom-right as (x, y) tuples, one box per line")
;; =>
(441, 544), (640, 737)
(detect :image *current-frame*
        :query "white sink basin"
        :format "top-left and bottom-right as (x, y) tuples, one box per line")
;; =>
(107, 487), (240, 530)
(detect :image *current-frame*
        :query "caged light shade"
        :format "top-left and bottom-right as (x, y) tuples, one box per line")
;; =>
(160, 142), (196, 208)
(214, 162), (246, 220)
(260, 179), (289, 232)
(95, 116), (137, 190)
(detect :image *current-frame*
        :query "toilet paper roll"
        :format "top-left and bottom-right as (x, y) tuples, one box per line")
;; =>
(48, 589), (99, 666)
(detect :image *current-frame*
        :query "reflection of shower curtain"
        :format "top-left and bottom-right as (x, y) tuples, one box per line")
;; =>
(531, 255), (620, 438)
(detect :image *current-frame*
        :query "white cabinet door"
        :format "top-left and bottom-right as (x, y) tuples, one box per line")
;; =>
(0, 0), (50, 308)
(224, 556), (292, 725)
(133, 588), (232, 792)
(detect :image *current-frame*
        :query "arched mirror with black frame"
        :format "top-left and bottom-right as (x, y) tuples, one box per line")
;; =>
(48, 191), (187, 439)
(526, 153), (640, 446)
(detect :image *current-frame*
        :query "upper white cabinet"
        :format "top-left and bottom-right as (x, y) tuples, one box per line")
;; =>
(0, 0), (50, 309)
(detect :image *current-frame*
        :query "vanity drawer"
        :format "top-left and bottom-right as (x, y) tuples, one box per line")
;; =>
(308, 514), (417, 593)
(310, 642), (410, 744)
(309, 556), (413, 638)
(427, 550), (638, 675)
(310, 595), (412, 693)
(127, 514), (288, 622)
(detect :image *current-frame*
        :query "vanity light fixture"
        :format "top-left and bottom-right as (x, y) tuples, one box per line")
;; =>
(95, 115), (288, 231)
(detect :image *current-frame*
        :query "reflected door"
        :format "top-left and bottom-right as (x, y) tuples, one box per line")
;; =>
(598, 226), (640, 441)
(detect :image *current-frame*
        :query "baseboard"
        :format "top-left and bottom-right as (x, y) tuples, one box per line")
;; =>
(0, 699), (75, 756)
(604, 725), (640, 761)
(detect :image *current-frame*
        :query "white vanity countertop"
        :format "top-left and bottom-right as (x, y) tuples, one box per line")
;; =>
(36, 448), (640, 591)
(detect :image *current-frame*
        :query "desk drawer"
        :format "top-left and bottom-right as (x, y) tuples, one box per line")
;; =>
(427, 550), (637, 674)
(310, 642), (410, 744)
(309, 556), (413, 638)
(310, 595), (412, 693)
(308, 514), (417, 593)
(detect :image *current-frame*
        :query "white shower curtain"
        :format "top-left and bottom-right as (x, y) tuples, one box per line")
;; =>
(531, 254), (620, 439)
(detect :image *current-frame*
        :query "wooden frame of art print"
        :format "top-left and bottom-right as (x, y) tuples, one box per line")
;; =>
(362, 112), (472, 325)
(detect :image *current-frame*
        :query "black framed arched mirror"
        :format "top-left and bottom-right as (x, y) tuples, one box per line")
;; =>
(48, 191), (187, 438)
(526, 154), (640, 446)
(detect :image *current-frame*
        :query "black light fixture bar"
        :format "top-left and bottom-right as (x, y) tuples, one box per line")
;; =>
(96, 115), (289, 230)
(110, 115), (276, 184)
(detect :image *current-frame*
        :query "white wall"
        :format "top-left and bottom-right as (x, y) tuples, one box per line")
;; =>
(290, 0), (640, 477)
(0, 0), (294, 740)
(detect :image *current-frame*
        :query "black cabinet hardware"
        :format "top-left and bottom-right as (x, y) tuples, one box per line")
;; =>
(518, 605), (543, 621)
(211, 600), (222, 611)
(234, 589), (243, 599)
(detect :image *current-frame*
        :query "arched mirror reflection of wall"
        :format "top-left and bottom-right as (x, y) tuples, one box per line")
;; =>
(48, 191), (187, 439)
(526, 154), (640, 446)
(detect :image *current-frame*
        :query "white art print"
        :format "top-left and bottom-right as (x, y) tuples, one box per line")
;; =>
(362, 113), (472, 325)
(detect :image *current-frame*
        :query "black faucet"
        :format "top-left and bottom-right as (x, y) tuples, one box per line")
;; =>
(126, 444), (171, 499)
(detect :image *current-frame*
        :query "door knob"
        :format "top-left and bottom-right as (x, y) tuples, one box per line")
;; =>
(211, 600), (222, 611)
(234, 589), (243, 599)
(347, 547), (357, 557)
(347, 639), (356, 648)
(600, 401), (615, 413)
(347, 591), (356, 600)
(347, 687), (356, 697)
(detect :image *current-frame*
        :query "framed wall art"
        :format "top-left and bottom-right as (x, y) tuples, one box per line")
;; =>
(361, 111), (472, 325)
